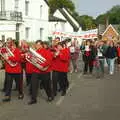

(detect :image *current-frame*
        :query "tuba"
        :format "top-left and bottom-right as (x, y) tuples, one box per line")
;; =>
(0, 41), (17, 67)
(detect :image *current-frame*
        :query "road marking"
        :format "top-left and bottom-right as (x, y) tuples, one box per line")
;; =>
(56, 83), (75, 106)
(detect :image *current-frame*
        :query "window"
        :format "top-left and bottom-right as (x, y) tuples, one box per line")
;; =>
(1, 0), (5, 11)
(25, 27), (30, 40)
(61, 22), (65, 31)
(40, 28), (44, 40)
(1, 35), (5, 42)
(25, 1), (29, 16)
(15, 0), (19, 11)
(40, 5), (43, 18)
(54, 23), (58, 31)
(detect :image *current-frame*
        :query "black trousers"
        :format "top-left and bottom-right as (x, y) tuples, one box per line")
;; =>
(26, 73), (32, 94)
(3, 72), (8, 91)
(31, 72), (52, 101)
(5, 73), (23, 97)
(52, 71), (59, 96)
(26, 73), (32, 86)
(58, 72), (69, 93)
(3, 72), (18, 91)
(84, 60), (93, 73)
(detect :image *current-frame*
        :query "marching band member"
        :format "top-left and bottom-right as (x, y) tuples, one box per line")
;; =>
(19, 40), (33, 94)
(40, 41), (51, 89)
(62, 39), (71, 90)
(20, 42), (33, 93)
(28, 40), (53, 105)
(19, 40), (30, 87)
(0, 40), (17, 92)
(43, 41), (56, 98)
(2, 39), (24, 102)
(52, 40), (70, 96)
(51, 38), (60, 97)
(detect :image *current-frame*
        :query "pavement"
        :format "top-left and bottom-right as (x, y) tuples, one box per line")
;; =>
(0, 62), (120, 120)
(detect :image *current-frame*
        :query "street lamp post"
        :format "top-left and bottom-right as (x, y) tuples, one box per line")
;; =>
(15, 0), (20, 42)
(16, 23), (19, 42)
(1, 0), (5, 12)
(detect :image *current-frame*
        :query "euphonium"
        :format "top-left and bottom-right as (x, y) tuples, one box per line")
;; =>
(19, 40), (49, 71)
(0, 41), (17, 67)
(25, 47), (49, 71)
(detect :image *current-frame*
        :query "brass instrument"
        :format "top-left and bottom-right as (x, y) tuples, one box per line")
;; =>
(25, 47), (49, 71)
(0, 47), (17, 67)
(19, 40), (49, 71)
(0, 41), (17, 67)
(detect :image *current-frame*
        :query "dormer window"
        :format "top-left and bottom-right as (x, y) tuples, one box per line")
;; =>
(15, 0), (19, 11)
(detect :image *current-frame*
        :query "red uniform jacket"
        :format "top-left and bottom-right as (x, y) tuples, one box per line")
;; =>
(117, 47), (120, 57)
(25, 62), (33, 74)
(52, 47), (70, 72)
(20, 51), (26, 63)
(5, 48), (22, 73)
(32, 48), (53, 73)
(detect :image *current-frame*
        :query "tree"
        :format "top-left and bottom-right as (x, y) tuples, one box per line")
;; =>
(95, 14), (106, 25)
(78, 15), (97, 30)
(95, 5), (120, 25)
(108, 5), (120, 24)
(48, 0), (75, 14)
(117, 25), (120, 34)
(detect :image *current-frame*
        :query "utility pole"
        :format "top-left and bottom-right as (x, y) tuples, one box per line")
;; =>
(105, 15), (109, 28)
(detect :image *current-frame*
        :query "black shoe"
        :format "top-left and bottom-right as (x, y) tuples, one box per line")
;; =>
(61, 91), (66, 96)
(2, 97), (11, 102)
(18, 94), (24, 99)
(58, 88), (61, 92)
(40, 85), (43, 90)
(40, 83), (43, 89)
(83, 72), (87, 75)
(28, 100), (37, 105)
(54, 92), (57, 97)
(47, 97), (54, 102)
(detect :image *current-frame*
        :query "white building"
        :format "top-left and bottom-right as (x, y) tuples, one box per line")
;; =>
(48, 8), (81, 40)
(0, 0), (49, 41)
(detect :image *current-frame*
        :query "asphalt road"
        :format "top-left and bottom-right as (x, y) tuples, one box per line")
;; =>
(0, 64), (120, 120)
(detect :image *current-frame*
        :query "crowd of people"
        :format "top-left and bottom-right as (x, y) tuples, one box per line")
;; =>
(0, 36), (120, 105)
(80, 39), (120, 78)
(0, 37), (71, 105)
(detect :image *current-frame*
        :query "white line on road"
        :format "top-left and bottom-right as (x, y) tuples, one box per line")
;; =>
(56, 83), (75, 106)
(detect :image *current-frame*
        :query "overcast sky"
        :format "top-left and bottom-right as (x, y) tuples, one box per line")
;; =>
(73, 0), (120, 18)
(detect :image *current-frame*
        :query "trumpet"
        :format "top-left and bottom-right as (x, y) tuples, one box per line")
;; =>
(25, 47), (49, 71)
